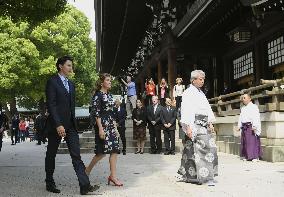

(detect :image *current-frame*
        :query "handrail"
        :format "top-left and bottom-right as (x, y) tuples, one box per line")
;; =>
(208, 78), (284, 116)
(208, 83), (274, 103)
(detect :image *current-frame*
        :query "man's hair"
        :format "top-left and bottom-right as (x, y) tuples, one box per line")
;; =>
(190, 70), (205, 82)
(56, 55), (73, 72)
(152, 95), (158, 100)
(242, 93), (252, 99)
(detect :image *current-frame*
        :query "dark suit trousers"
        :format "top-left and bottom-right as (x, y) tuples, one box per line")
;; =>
(45, 129), (90, 188)
(0, 132), (3, 151)
(11, 129), (18, 144)
(163, 128), (175, 152)
(149, 125), (162, 152)
(118, 126), (126, 151)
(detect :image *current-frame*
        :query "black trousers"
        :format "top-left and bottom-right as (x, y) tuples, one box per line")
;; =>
(0, 132), (3, 151)
(149, 125), (162, 153)
(11, 129), (18, 144)
(45, 129), (90, 189)
(118, 126), (126, 151)
(175, 96), (182, 109)
(163, 129), (175, 152)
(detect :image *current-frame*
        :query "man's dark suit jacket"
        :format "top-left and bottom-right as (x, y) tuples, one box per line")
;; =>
(45, 75), (77, 133)
(147, 104), (163, 128)
(160, 106), (177, 130)
(114, 106), (127, 128)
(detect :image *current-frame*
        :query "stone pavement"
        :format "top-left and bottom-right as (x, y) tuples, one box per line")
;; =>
(0, 139), (284, 197)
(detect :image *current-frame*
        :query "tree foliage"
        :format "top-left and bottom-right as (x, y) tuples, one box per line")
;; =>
(0, 0), (67, 25)
(0, 5), (97, 114)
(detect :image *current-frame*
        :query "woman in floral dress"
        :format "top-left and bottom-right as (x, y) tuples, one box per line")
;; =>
(85, 73), (123, 186)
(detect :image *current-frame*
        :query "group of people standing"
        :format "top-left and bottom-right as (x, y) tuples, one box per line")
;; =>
(42, 55), (262, 195)
(121, 74), (185, 155)
(9, 114), (47, 146)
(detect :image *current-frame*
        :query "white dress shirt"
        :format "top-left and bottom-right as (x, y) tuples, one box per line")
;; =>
(238, 102), (261, 136)
(153, 104), (158, 114)
(180, 84), (215, 139)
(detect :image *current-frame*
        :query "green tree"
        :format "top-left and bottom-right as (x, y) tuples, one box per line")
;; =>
(0, 5), (97, 117)
(0, 0), (67, 25)
(0, 17), (40, 117)
(31, 5), (98, 105)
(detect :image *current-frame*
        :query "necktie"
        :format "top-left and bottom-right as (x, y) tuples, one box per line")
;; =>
(63, 78), (69, 93)
(167, 106), (170, 112)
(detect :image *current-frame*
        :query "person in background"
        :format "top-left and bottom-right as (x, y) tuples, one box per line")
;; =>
(173, 78), (185, 110)
(35, 112), (47, 145)
(145, 78), (156, 106)
(114, 99), (127, 155)
(158, 78), (169, 106)
(121, 76), (137, 119)
(238, 93), (262, 162)
(11, 114), (20, 145)
(132, 99), (147, 154)
(19, 119), (26, 142)
(160, 98), (177, 155)
(25, 117), (30, 141)
(147, 96), (163, 154)
(28, 118), (35, 142)
(223, 82), (230, 95)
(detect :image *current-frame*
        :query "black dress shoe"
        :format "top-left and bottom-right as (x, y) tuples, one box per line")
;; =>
(80, 184), (100, 195)
(122, 150), (126, 155)
(46, 183), (61, 193)
(164, 152), (170, 155)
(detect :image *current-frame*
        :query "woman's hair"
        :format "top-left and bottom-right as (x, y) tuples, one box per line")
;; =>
(176, 77), (183, 83)
(160, 78), (167, 86)
(94, 73), (111, 92)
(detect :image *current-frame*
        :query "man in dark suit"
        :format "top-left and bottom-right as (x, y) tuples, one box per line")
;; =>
(114, 99), (127, 155)
(45, 56), (99, 195)
(147, 96), (163, 154)
(11, 114), (19, 145)
(35, 112), (47, 145)
(160, 98), (177, 155)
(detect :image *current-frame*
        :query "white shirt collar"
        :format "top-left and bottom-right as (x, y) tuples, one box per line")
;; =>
(58, 73), (68, 82)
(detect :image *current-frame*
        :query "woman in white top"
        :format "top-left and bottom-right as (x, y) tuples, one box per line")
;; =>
(173, 78), (185, 109)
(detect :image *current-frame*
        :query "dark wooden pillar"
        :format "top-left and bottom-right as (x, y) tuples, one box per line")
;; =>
(212, 56), (218, 97)
(168, 48), (177, 98)
(140, 77), (144, 96)
(146, 64), (151, 79)
(157, 60), (162, 84)
(254, 40), (265, 85)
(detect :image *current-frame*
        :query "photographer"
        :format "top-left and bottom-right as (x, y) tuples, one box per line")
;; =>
(121, 76), (137, 119)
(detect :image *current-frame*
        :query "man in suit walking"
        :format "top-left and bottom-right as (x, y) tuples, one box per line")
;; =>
(147, 96), (163, 154)
(45, 56), (99, 195)
(114, 99), (127, 155)
(161, 98), (177, 155)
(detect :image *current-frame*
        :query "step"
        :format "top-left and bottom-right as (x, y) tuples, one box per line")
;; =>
(59, 140), (183, 150)
(58, 145), (183, 154)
